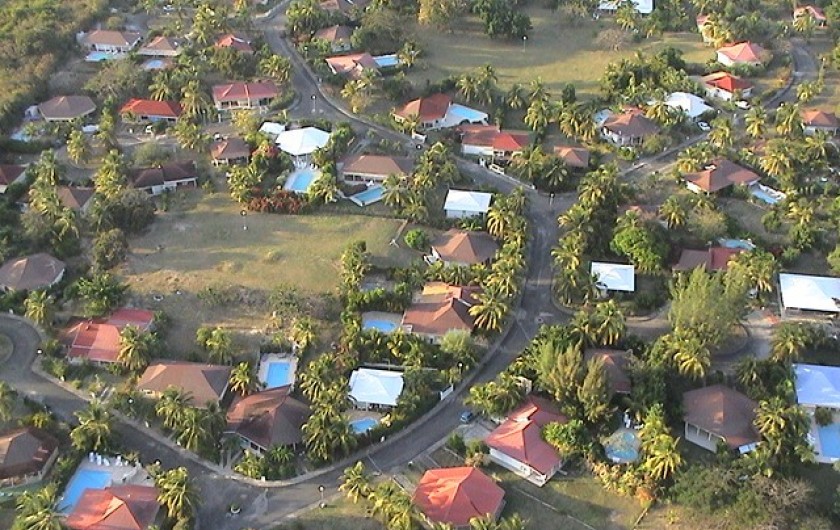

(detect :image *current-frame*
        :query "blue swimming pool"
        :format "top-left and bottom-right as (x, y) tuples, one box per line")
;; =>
(58, 468), (111, 513)
(284, 168), (319, 194)
(604, 429), (640, 463)
(85, 51), (116, 62)
(349, 186), (384, 207)
(142, 59), (167, 70)
(817, 422), (840, 459)
(351, 418), (378, 434)
(363, 319), (398, 333)
(265, 361), (294, 389)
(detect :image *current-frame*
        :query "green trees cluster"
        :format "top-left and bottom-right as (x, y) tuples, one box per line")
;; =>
(383, 142), (459, 222)
(196, 326), (235, 365)
(472, 0), (531, 39)
(23, 150), (80, 256)
(233, 445), (295, 480)
(601, 49), (694, 103)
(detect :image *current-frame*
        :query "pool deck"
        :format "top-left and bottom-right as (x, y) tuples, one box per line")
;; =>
(258, 353), (298, 389)
(60, 454), (152, 511)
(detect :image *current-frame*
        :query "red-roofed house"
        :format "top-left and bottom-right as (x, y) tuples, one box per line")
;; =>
(0, 164), (26, 194)
(215, 33), (254, 54)
(701, 72), (753, 101)
(801, 109), (839, 135)
(65, 485), (160, 530)
(138, 35), (182, 57)
(339, 154), (413, 182)
(459, 125), (530, 160)
(401, 283), (480, 343)
(325, 53), (379, 79)
(716, 42), (769, 67)
(485, 396), (567, 486)
(120, 99), (182, 123)
(212, 81), (279, 111)
(553, 146), (590, 169)
(412, 467), (505, 528)
(313, 25), (353, 53)
(62, 308), (155, 365)
(601, 111), (660, 146)
(0, 427), (59, 486)
(683, 384), (759, 452)
(683, 159), (759, 193)
(794, 5), (827, 26)
(673, 247), (743, 272)
(393, 93), (452, 130)
(210, 137), (251, 165)
(225, 386), (311, 454)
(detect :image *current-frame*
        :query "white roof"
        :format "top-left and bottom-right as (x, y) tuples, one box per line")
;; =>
(444, 189), (492, 213)
(274, 127), (330, 156)
(599, 0), (654, 14)
(591, 262), (636, 292)
(779, 273), (840, 313)
(794, 363), (840, 408)
(349, 368), (404, 407)
(665, 92), (713, 119)
(259, 121), (286, 137)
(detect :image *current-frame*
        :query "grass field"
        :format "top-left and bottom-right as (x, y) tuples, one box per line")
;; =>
(274, 497), (384, 530)
(407, 7), (711, 96)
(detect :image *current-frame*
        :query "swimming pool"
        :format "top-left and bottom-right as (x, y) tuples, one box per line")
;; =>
(817, 422), (840, 459)
(265, 360), (294, 389)
(361, 312), (401, 333)
(373, 54), (400, 68)
(603, 429), (641, 463)
(349, 185), (384, 207)
(284, 168), (319, 194)
(58, 468), (111, 513)
(351, 417), (378, 434)
(142, 59), (168, 70)
(85, 51), (117, 62)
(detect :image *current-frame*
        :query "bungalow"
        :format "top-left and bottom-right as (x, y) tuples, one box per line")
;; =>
(553, 146), (590, 169)
(402, 283), (480, 343)
(65, 485), (160, 530)
(212, 81), (279, 111)
(138, 35), (182, 57)
(61, 308), (155, 365)
(57, 186), (95, 213)
(443, 189), (492, 219)
(129, 161), (198, 195)
(348, 368), (404, 410)
(600, 111), (660, 146)
(673, 247), (743, 272)
(325, 52), (379, 79)
(801, 109), (839, 135)
(683, 159), (759, 193)
(682, 384), (759, 453)
(0, 164), (26, 193)
(591, 262), (635, 293)
(226, 387), (311, 454)
(430, 229), (499, 266)
(664, 92), (713, 121)
(716, 42), (769, 68)
(485, 395), (567, 486)
(0, 253), (65, 291)
(794, 5), (827, 26)
(339, 154), (413, 183)
(215, 33), (254, 54)
(210, 137), (251, 165)
(0, 427), (59, 487)
(778, 273), (840, 315)
(458, 125), (530, 160)
(794, 364), (840, 412)
(313, 25), (354, 53)
(583, 349), (631, 394)
(319, 0), (371, 16)
(412, 467), (505, 529)
(38, 95), (96, 122)
(393, 93), (488, 131)
(700, 71), (753, 101)
(120, 99), (182, 122)
(81, 29), (142, 54)
(136, 361), (232, 407)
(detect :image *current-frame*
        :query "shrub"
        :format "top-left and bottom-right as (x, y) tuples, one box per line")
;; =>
(815, 407), (834, 427)
(92, 228), (128, 271)
(403, 229), (429, 250)
(446, 433), (466, 455)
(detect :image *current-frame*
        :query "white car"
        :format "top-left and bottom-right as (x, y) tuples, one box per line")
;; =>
(697, 121), (711, 132)
(735, 100), (751, 110)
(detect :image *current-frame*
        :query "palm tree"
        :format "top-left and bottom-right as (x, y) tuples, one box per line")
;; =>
(659, 195), (688, 228)
(176, 407), (211, 451)
(33, 150), (63, 186)
(506, 83), (526, 110)
(0, 381), (14, 422)
(205, 327), (234, 364)
(228, 361), (258, 396)
(14, 483), (61, 530)
(24, 290), (53, 327)
(469, 286), (508, 332)
(382, 174), (409, 209)
(753, 396), (789, 443)
(708, 116), (734, 148)
(290, 317), (316, 352)
(156, 387), (191, 430)
(592, 300), (625, 346)
(94, 149), (127, 201)
(70, 401), (113, 452)
(155, 467), (197, 520)
(667, 329), (711, 380)
(180, 79), (212, 122)
(118, 325), (153, 372)
(149, 70), (175, 101)
(770, 322), (811, 363)
(642, 433), (682, 481)
(456, 74), (480, 103)
(339, 461), (371, 503)
(774, 102), (802, 137)
(259, 54), (292, 86)
(66, 128), (90, 165)
(524, 97), (551, 133)
(745, 106), (767, 139)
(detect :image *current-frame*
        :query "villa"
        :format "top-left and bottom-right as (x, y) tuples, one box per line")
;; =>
(393, 93), (488, 131)
(313, 25), (354, 53)
(129, 161), (198, 195)
(210, 137), (251, 166)
(136, 361), (232, 407)
(458, 125), (530, 160)
(600, 110), (659, 146)
(0, 427), (59, 487)
(778, 273), (840, 316)
(65, 485), (160, 530)
(325, 52), (379, 79)
(794, 5), (827, 26)
(583, 349), (632, 394)
(212, 81), (279, 111)
(0, 164), (26, 193)
(663, 92), (714, 121)
(61, 308), (156, 365)
(553, 146), (590, 169)
(401, 283), (480, 342)
(412, 467), (506, 529)
(801, 109), (839, 135)
(80, 29), (142, 55)
(682, 384), (759, 453)
(138, 35), (182, 57)
(673, 247), (743, 272)
(716, 42), (769, 67)
(339, 154), (413, 183)
(683, 159), (759, 193)
(348, 368), (405, 410)
(793, 363), (840, 463)
(443, 189), (493, 219)
(57, 187), (95, 213)
(430, 229), (499, 266)
(120, 99), (182, 123)
(226, 386), (311, 454)
(0, 253), (65, 291)
(215, 33), (254, 54)
(700, 71), (753, 101)
(38, 95), (96, 122)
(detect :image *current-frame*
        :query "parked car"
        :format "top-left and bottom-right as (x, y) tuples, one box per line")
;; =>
(460, 410), (476, 423)
(735, 100), (751, 110)
(697, 121), (711, 132)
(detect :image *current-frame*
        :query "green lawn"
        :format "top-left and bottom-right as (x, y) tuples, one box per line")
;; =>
(273, 498), (384, 530)
(407, 7), (711, 97)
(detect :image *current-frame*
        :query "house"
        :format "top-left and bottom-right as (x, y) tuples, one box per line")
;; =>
(794, 5), (827, 26)
(801, 109), (839, 135)
(57, 186), (95, 212)
(259, 121), (286, 140)
(274, 127), (331, 157)
(583, 349), (631, 394)
(683, 159), (759, 193)
(0, 253), (65, 291)
(700, 71), (753, 101)
(696, 14), (714, 43)
(716, 42), (768, 67)
(778, 273), (840, 315)
(325, 52), (379, 79)
(61, 308), (155, 365)
(600, 111), (659, 146)
(663, 92), (714, 121)
(226, 386), (311, 454)
(129, 161), (198, 195)
(793, 364), (840, 411)
(485, 395), (567, 486)
(136, 361), (232, 407)
(82, 30), (142, 54)
(120, 99), (182, 122)
(393, 93), (488, 131)
(215, 33), (254, 54)
(682, 384), (759, 453)
(138, 35), (182, 57)
(319, 0), (371, 16)
(38, 96), (96, 122)
(430, 229), (498, 266)
(412, 467), (505, 529)
(0, 164), (26, 193)
(65, 485), (160, 530)
(443, 189), (492, 219)
(591, 262), (635, 293)
(339, 154), (413, 183)
(313, 25), (353, 53)
(401, 283), (480, 342)
(210, 137), (251, 165)
(673, 247), (743, 272)
(348, 368), (404, 409)
(553, 146), (590, 169)
(0, 427), (59, 487)
(458, 125), (530, 159)
(599, 0), (654, 14)
(212, 81), (279, 111)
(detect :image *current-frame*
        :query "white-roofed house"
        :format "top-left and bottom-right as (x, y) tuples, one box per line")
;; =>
(259, 122), (286, 140)
(664, 92), (714, 121)
(793, 363), (840, 463)
(778, 273), (840, 316)
(349, 368), (405, 410)
(444, 190), (493, 219)
(599, 0), (654, 14)
(591, 262), (635, 293)
(274, 127), (331, 157)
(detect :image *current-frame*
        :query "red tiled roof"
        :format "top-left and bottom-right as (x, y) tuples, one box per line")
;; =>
(602, 112), (660, 138)
(226, 386), (311, 448)
(684, 159), (759, 192)
(794, 5), (826, 20)
(485, 396), (566, 475)
(65, 485), (159, 530)
(313, 25), (353, 43)
(325, 53), (379, 78)
(62, 308), (155, 363)
(120, 98), (182, 119)
(0, 164), (25, 186)
(801, 109), (839, 128)
(215, 33), (253, 53)
(212, 81), (279, 103)
(395, 93), (452, 122)
(553, 146), (590, 168)
(461, 128), (529, 152)
(402, 283), (480, 336)
(0, 427), (58, 480)
(674, 247), (743, 272)
(129, 161), (197, 189)
(137, 361), (231, 406)
(432, 229), (498, 265)
(138, 35), (181, 55)
(412, 467), (505, 528)
(210, 137), (251, 160)
(717, 42), (768, 64)
(584, 349), (632, 394)
(683, 384), (759, 449)
(701, 72), (753, 93)
(340, 154), (413, 178)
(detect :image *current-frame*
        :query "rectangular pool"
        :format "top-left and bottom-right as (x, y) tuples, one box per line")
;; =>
(818, 422), (840, 459)
(349, 185), (384, 207)
(265, 361), (294, 389)
(58, 468), (111, 513)
(284, 168), (319, 194)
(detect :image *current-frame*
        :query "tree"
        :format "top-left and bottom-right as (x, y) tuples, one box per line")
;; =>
(228, 361), (258, 396)
(197, 326), (234, 364)
(290, 317), (317, 353)
(94, 149), (127, 201)
(469, 286), (509, 332)
(176, 407), (213, 451)
(74, 273), (127, 317)
(259, 54), (292, 86)
(180, 79), (212, 122)
(745, 105), (767, 139)
(156, 387), (191, 430)
(13, 484), (61, 530)
(770, 322), (812, 364)
(753, 396), (813, 474)
(418, 0), (464, 30)
(66, 128), (91, 165)
(774, 103), (802, 137)
(465, 373), (525, 418)
(669, 267), (748, 348)
(659, 195), (688, 228)
(578, 357), (611, 423)
(543, 419), (591, 458)
(642, 433), (682, 481)
(118, 325), (155, 372)
(155, 467), (197, 521)
(286, 0), (327, 36)
(92, 228), (128, 271)
(24, 290), (54, 328)
(592, 300), (625, 346)
(70, 401), (113, 452)
(0, 381), (14, 422)
(339, 461), (371, 503)
(610, 213), (667, 273)
(535, 342), (583, 409)
(708, 116), (734, 148)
